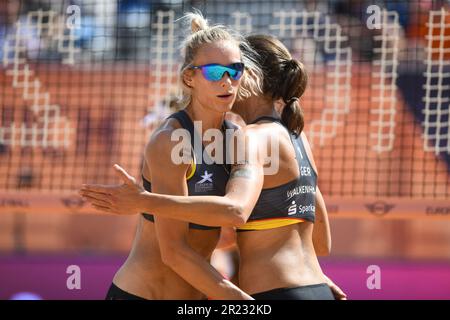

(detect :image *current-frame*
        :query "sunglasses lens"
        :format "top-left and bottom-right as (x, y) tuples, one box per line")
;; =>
(231, 62), (245, 80)
(200, 63), (245, 81)
(203, 65), (226, 81)
(229, 69), (242, 80)
(229, 63), (244, 80)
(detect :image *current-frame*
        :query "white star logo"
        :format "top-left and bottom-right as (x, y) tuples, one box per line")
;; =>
(197, 170), (213, 184)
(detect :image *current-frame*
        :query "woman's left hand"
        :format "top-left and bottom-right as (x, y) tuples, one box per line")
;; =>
(323, 274), (347, 300)
(79, 164), (145, 215)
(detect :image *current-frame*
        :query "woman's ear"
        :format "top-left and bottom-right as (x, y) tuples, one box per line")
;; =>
(183, 70), (194, 88)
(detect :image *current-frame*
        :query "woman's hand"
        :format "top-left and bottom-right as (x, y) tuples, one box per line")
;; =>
(323, 274), (347, 300)
(79, 164), (146, 215)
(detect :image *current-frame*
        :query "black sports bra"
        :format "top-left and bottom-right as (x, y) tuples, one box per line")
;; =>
(237, 116), (317, 231)
(141, 110), (238, 230)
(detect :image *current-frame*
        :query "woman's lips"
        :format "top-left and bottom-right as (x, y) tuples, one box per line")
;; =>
(217, 93), (233, 100)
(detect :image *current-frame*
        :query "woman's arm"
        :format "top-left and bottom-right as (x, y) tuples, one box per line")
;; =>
(80, 130), (265, 228)
(145, 162), (264, 226)
(81, 130), (331, 255)
(81, 162), (264, 227)
(141, 129), (253, 300)
(300, 132), (332, 255)
(313, 187), (331, 255)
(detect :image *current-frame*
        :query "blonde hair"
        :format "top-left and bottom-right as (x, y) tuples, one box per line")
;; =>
(177, 11), (262, 107)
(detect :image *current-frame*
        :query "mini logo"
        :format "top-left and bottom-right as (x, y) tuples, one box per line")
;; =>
(426, 206), (450, 215)
(197, 171), (213, 184)
(0, 198), (29, 208)
(365, 201), (395, 217)
(195, 170), (214, 192)
(288, 201), (297, 216)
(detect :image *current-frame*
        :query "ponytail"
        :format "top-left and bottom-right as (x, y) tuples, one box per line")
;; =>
(281, 97), (304, 137)
(245, 35), (308, 136)
(278, 59), (307, 136)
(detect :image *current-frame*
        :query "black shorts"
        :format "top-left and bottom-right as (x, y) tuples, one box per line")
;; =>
(105, 283), (146, 300)
(251, 283), (335, 300)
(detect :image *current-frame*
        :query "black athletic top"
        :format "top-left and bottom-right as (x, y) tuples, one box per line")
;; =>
(141, 110), (237, 230)
(237, 116), (317, 231)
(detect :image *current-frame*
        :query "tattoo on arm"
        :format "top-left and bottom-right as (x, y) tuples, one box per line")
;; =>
(230, 166), (254, 180)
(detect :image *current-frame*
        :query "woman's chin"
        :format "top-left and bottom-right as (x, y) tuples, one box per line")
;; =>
(214, 103), (234, 114)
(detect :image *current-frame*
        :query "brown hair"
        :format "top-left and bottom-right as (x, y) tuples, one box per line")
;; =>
(245, 34), (308, 136)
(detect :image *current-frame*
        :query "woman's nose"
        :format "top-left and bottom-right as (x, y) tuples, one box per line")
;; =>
(221, 72), (232, 88)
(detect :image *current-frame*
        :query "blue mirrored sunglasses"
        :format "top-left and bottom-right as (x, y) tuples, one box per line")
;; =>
(190, 63), (245, 81)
